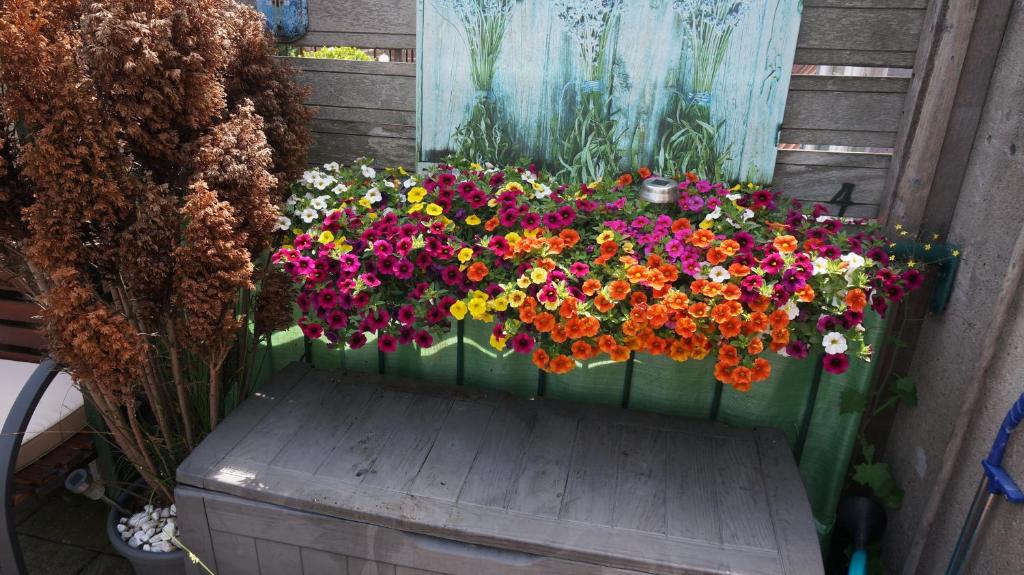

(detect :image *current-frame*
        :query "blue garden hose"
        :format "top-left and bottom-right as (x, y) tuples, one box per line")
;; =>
(945, 391), (1024, 574)
(848, 549), (868, 575)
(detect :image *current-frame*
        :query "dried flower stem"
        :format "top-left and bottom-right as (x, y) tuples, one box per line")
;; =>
(165, 321), (195, 450)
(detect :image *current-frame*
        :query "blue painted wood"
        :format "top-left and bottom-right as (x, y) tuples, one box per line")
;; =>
(418, 0), (802, 182)
(257, 0), (309, 42)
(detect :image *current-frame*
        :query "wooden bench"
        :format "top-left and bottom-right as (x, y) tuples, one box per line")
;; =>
(177, 362), (823, 574)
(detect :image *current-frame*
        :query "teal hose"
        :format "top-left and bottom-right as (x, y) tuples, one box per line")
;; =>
(849, 549), (868, 575)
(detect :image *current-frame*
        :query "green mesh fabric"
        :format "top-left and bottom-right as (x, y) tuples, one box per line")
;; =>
(252, 311), (887, 545)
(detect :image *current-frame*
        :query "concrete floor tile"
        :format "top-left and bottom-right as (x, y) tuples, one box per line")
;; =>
(79, 553), (134, 575)
(17, 492), (111, 550)
(19, 534), (97, 574)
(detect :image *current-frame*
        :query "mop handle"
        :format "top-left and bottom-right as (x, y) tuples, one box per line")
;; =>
(982, 391), (1024, 502)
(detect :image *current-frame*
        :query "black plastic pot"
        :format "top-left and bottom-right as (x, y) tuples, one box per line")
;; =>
(106, 481), (186, 575)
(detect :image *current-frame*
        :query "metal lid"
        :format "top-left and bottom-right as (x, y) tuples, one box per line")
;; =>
(639, 176), (680, 204)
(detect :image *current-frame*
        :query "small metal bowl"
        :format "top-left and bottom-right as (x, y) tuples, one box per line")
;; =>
(639, 177), (680, 204)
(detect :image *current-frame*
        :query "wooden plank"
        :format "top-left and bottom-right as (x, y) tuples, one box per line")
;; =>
(506, 410), (578, 518)
(755, 430), (824, 574)
(308, 133), (415, 168)
(395, 567), (442, 575)
(773, 163), (887, 206)
(209, 530), (260, 575)
(783, 91), (905, 133)
(714, 437), (776, 551)
(611, 427), (667, 533)
(296, 31), (416, 50)
(778, 128), (896, 148)
(408, 400), (496, 501)
(806, 0), (927, 7)
(0, 298), (40, 324)
(283, 57), (416, 77)
(307, 0), (415, 37)
(299, 69), (414, 111)
(664, 431), (721, 545)
(559, 421), (620, 526)
(794, 48), (916, 67)
(302, 547), (351, 575)
(776, 150), (892, 169)
(789, 74), (912, 94)
(226, 369), (339, 465)
(312, 118), (416, 140)
(361, 394), (452, 491)
(271, 384), (378, 474)
(256, 538), (303, 574)
(314, 389), (415, 482)
(174, 487), (219, 575)
(312, 106), (415, 126)
(176, 361), (312, 487)
(349, 558), (397, 575)
(456, 400), (536, 509)
(798, 8), (925, 53)
(0, 323), (45, 351)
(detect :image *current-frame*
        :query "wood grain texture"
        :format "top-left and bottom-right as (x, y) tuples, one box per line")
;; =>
(175, 487), (219, 575)
(302, 547), (351, 575)
(183, 368), (823, 574)
(209, 530), (260, 575)
(256, 538), (303, 573)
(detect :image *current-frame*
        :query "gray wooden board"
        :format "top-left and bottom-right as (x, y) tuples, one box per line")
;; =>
(178, 365), (823, 574)
(256, 537), (303, 573)
(175, 486), (219, 575)
(209, 530), (260, 575)
(302, 547), (352, 575)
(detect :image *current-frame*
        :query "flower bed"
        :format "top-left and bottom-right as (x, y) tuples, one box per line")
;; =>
(273, 159), (920, 393)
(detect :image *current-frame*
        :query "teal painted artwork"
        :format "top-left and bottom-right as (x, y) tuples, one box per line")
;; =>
(417, 0), (802, 183)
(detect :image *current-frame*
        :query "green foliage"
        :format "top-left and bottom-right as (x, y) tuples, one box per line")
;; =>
(853, 441), (905, 509)
(552, 91), (624, 183)
(453, 96), (516, 165)
(656, 98), (731, 181)
(840, 388), (868, 416)
(278, 45), (373, 61)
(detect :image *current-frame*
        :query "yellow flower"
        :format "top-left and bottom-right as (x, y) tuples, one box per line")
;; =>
(470, 162), (482, 170)
(489, 334), (507, 351)
(426, 203), (443, 216)
(894, 223), (903, 230)
(952, 249), (961, 257)
(596, 230), (615, 243)
(907, 260), (917, 268)
(505, 232), (521, 245)
(924, 244), (932, 251)
(398, 167), (408, 176)
(516, 275), (532, 289)
(317, 230), (335, 244)
(530, 267), (548, 284)
(487, 198), (498, 208)
(506, 182), (524, 193)
(465, 215), (481, 226)
(407, 187), (426, 203)
(449, 300), (468, 321)
(622, 242), (634, 254)
(542, 298), (560, 311)
(490, 296), (509, 312)
(407, 203), (424, 214)
(507, 290), (527, 308)
(470, 290), (489, 301)
(358, 198), (372, 209)
(523, 228), (540, 238)
(699, 219), (714, 230)
(292, 228), (303, 236)
(468, 298), (488, 318)
(457, 247), (474, 263)
(337, 243), (353, 253)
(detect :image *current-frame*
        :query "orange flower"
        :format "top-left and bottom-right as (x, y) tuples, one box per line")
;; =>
(663, 290), (689, 310)
(616, 173), (634, 187)
(597, 335), (618, 353)
(485, 217), (500, 232)
(728, 262), (750, 277)
(714, 362), (734, 384)
(571, 340), (595, 361)
(721, 283), (742, 301)
(565, 317), (585, 338)
(752, 358), (772, 381)
(769, 309), (790, 330)
(638, 167), (652, 179)
(607, 280), (631, 301)
(594, 293), (615, 312)
(668, 339), (691, 362)
(671, 218), (691, 233)
(796, 285), (815, 303)
(845, 288), (867, 312)
(559, 228), (580, 247)
(609, 345), (631, 362)
(630, 291), (648, 307)
(720, 239), (740, 256)
(627, 265), (648, 283)
(687, 229), (715, 248)
(730, 367), (753, 392)
(466, 262), (489, 282)
(771, 328), (790, 346)
(773, 235), (798, 253)
(646, 337), (668, 355)
(711, 303), (735, 324)
(549, 354), (575, 374)
(718, 344), (740, 366)
(706, 247), (727, 265)
(748, 295), (771, 313)
(582, 279), (602, 296)
(675, 316), (697, 337)
(701, 282), (724, 298)
(582, 317), (600, 337)
(746, 311), (769, 333)
(718, 316), (743, 338)
(688, 302), (708, 318)
(646, 304), (670, 328)
(658, 264), (679, 283)
(533, 312), (556, 332)
(546, 238), (566, 254)
(532, 348), (550, 369)
(647, 253), (664, 268)
(551, 323), (568, 343)
(558, 299), (577, 320)
(539, 258), (557, 271)
(747, 338), (764, 355)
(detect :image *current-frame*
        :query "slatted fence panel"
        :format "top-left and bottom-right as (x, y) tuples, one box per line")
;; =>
(275, 0), (928, 217)
(0, 271), (44, 361)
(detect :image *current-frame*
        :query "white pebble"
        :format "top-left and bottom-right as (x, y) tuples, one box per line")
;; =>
(116, 524), (126, 533)
(119, 517), (128, 524)
(143, 544), (151, 552)
(144, 505), (154, 513)
(169, 504), (176, 516)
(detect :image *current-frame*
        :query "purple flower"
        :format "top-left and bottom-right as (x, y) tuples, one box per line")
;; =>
(786, 340), (810, 359)
(378, 333), (398, 353)
(441, 265), (463, 286)
(511, 333), (535, 354)
(521, 212), (541, 229)
(326, 310), (348, 330)
(902, 269), (924, 290)
(817, 315), (840, 334)
(414, 331), (433, 348)
(823, 353), (850, 375)
(317, 288), (339, 309)
(294, 234), (313, 251)
(397, 305), (416, 326)
(761, 253), (785, 274)
(569, 262), (590, 277)
(301, 323), (323, 339)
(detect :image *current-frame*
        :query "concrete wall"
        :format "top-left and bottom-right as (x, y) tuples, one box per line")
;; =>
(882, 1), (1024, 572)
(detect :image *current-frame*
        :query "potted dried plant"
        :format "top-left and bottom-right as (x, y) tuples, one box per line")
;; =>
(0, 0), (310, 571)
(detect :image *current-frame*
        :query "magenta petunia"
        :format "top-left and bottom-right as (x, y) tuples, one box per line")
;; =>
(414, 331), (434, 348)
(378, 333), (399, 353)
(511, 333), (535, 354)
(823, 353), (850, 375)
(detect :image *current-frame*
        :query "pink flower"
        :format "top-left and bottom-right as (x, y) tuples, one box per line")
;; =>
(511, 333), (534, 354)
(378, 333), (398, 352)
(301, 323), (323, 339)
(823, 353), (849, 375)
(569, 262), (590, 277)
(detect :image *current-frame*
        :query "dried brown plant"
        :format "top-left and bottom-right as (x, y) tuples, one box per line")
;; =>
(0, 0), (311, 502)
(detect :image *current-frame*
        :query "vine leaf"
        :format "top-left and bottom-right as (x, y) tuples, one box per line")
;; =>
(893, 376), (918, 407)
(840, 388), (868, 415)
(853, 461), (905, 509)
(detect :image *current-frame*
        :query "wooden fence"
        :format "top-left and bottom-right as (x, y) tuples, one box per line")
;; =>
(256, 0), (929, 217)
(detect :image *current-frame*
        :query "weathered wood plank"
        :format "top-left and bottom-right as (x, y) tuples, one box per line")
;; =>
(0, 322), (45, 351)
(776, 150), (892, 169)
(177, 361), (311, 487)
(408, 400), (495, 501)
(794, 48), (916, 67)
(755, 429), (825, 574)
(174, 487), (219, 575)
(256, 538), (303, 574)
(789, 74), (912, 94)
(312, 106), (415, 126)
(664, 431), (721, 545)
(349, 558), (397, 575)
(784, 91), (905, 133)
(506, 410), (578, 518)
(282, 57), (416, 77)
(778, 128), (896, 148)
(361, 395), (452, 491)
(308, 0), (414, 37)
(611, 427), (667, 533)
(714, 437), (776, 551)
(798, 8), (924, 53)
(457, 401), (536, 508)
(773, 163), (887, 206)
(312, 118), (416, 140)
(271, 384), (378, 474)
(308, 133), (415, 168)
(302, 547), (351, 575)
(299, 69), (414, 111)
(559, 421), (620, 526)
(314, 390), (415, 482)
(209, 530), (260, 575)
(805, 0), (927, 7)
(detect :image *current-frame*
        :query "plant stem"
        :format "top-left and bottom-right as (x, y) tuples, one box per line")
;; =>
(165, 320), (195, 450)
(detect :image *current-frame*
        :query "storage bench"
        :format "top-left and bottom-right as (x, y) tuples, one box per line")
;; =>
(176, 362), (823, 574)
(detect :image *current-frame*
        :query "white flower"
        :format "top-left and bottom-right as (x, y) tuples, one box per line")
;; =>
(364, 187), (382, 204)
(521, 171), (537, 183)
(302, 170), (318, 184)
(816, 215), (831, 223)
(285, 195), (298, 206)
(332, 183), (349, 195)
(322, 162), (339, 172)
(782, 299), (799, 320)
(313, 175), (334, 191)
(403, 178), (417, 188)
(311, 196), (329, 211)
(841, 252), (865, 270)
(708, 265), (730, 283)
(299, 208), (318, 223)
(740, 209), (754, 222)
(726, 193), (742, 201)
(384, 180), (396, 189)
(361, 165), (376, 179)
(812, 257), (829, 276)
(534, 185), (553, 200)
(705, 206), (722, 221)
(822, 332), (848, 355)
(275, 215), (292, 231)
